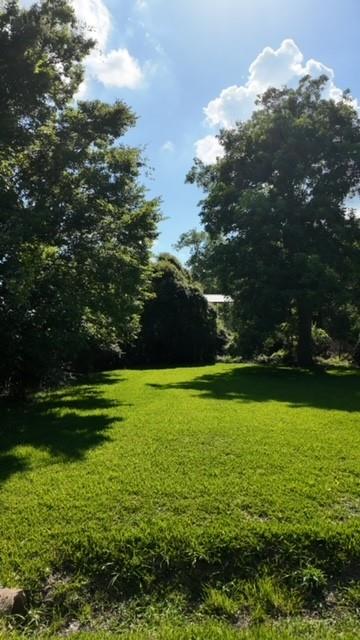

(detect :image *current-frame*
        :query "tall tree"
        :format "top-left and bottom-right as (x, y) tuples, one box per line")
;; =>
(175, 229), (219, 292)
(0, 0), (160, 391)
(187, 76), (360, 366)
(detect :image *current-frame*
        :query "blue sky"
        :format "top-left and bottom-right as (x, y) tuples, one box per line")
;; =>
(25, 0), (360, 254)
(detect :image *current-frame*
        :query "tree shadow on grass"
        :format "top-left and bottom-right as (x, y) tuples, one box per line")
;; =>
(148, 365), (360, 413)
(0, 372), (126, 485)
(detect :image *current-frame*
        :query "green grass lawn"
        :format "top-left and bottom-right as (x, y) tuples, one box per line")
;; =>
(0, 364), (360, 636)
(2, 618), (360, 640)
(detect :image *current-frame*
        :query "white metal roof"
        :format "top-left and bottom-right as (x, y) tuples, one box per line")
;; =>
(204, 294), (233, 304)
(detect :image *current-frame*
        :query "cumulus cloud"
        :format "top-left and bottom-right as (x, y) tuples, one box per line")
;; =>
(75, 79), (89, 100)
(196, 39), (350, 163)
(204, 39), (344, 129)
(71, 0), (111, 51)
(20, 0), (154, 95)
(88, 49), (143, 88)
(195, 135), (224, 165)
(204, 84), (255, 129)
(70, 0), (145, 94)
(248, 39), (302, 93)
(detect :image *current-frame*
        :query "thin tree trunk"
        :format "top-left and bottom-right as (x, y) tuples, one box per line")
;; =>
(296, 301), (313, 367)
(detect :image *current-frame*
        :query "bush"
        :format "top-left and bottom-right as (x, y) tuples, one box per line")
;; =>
(312, 326), (333, 358)
(132, 255), (220, 366)
(72, 343), (122, 374)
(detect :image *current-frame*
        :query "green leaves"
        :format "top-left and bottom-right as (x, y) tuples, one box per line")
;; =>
(0, 0), (160, 391)
(133, 255), (219, 366)
(188, 76), (360, 365)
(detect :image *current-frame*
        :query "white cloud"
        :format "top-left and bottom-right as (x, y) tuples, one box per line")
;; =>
(161, 140), (175, 153)
(196, 38), (353, 163)
(204, 39), (344, 130)
(20, 0), (161, 94)
(75, 78), (89, 100)
(204, 84), (255, 128)
(71, 0), (111, 51)
(195, 135), (224, 165)
(248, 39), (303, 93)
(70, 0), (145, 94)
(88, 49), (143, 88)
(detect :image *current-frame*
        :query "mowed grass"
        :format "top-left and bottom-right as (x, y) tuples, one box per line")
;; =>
(0, 364), (360, 633)
(3, 618), (360, 640)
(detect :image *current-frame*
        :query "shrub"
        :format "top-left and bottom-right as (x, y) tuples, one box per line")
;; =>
(312, 326), (333, 358)
(132, 255), (220, 366)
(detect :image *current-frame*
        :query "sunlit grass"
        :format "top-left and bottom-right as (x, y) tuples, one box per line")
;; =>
(2, 618), (360, 639)
(0, 364), (359, 633)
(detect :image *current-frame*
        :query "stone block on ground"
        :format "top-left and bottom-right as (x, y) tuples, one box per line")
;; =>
(0, 589), (26, 615)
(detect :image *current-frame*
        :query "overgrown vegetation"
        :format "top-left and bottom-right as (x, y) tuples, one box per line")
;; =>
(130, 254), (222, 366)
(0, 364), (359, 635)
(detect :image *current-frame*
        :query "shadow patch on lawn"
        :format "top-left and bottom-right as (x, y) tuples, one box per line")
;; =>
(0, 372), (126, 485)
(148, 365), (360, 413)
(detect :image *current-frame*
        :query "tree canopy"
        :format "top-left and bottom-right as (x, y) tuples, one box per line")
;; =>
(175, 229), (220, 293)
(0, 0), (160, 392)
(187, 76), (360, 366)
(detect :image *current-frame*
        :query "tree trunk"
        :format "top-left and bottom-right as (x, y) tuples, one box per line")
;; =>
(296, 301), (313, 367)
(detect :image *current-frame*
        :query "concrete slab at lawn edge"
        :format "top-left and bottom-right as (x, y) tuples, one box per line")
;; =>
(0, 589), (26, 615)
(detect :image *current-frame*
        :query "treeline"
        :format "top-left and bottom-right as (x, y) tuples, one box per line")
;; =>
(0, 0), (161, 393)
(75, 253), (224, 372)
(0, 1), (222, 395)
(1, 1), (359, 396)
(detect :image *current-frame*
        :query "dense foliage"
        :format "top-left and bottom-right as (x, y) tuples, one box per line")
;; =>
(132, 254), (220, 365)
(187, 76), (360, 366)
(0, 0), (160, 392)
